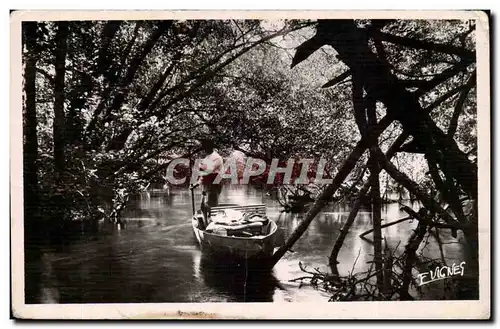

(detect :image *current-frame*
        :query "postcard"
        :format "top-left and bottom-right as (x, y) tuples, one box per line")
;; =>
(10, 10), (490, 319)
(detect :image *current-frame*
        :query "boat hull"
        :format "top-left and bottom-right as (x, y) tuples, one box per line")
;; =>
(192, 217), (277, 261)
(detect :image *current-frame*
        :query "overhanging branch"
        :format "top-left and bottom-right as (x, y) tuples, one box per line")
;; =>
(366, 29), (475, 62)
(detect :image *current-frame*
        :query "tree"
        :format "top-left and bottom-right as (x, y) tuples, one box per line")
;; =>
(272, 18), (478, 299)
(23, 19), (313, 237)
(53, 21), (69, 182)
(23, 22), (39, 231)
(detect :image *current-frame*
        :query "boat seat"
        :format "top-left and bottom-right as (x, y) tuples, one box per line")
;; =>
(209, 204), (266, 217)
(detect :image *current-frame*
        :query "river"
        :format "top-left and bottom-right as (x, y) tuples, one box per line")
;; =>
(30, 185), (467, 303)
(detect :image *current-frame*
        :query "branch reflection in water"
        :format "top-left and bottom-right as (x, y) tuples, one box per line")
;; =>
(30, 185), (466, 303)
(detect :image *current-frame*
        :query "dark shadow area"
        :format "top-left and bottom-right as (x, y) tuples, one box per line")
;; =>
(199, 253), (281, 302)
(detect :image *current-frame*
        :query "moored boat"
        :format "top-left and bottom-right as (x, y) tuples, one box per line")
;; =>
(192, 203), (278, 261)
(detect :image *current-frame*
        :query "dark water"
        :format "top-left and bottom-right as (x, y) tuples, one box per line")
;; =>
(32, 185), (467, 303)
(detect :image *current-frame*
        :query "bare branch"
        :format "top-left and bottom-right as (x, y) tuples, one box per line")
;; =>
(321, 70), (351, 89)
(447, 71), (476, 137)
(366, 29), (475, 62)
(373, 147), (460, 227)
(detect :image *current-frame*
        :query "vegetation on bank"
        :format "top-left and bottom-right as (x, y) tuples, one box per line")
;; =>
(22, 19), (478, 300)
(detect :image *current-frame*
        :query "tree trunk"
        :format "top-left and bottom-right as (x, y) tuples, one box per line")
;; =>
(23, 22), (39, 226)
(22, 21), (41, 304)
(426, 153), (466, 233)
(49, 21), (70, 242)
(328, 130), (409, 275)
(367, 98), (384, 291)
(329, 183), (368, 275)
(268, 116), (394, 268)
(461, 199), (479, 299)
(97, 21), (122, 76)
(400, 219), (427, 300)
(327, 72), (369, 275)
(462, 227), (479, 299)
(383, 240), (394, 293)
(53, 21), (69, 182)
(351, 67), (384, 290)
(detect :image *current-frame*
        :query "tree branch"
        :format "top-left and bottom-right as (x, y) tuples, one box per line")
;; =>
(268, 115), (394, 268)
(447, 71), (476, 138)
(366, 29), (475, 62)
(36, 67), (54, 85)
(373, 147), (462, 228)
(103, 21), (173, 119)
(85, 21), (172, 146)
(97, 21), (122, 76)
(313, 20), (477, 197)
(321, 70), (351, 89)
(400, 205), (464, 230)
(154, 25), (305, 118)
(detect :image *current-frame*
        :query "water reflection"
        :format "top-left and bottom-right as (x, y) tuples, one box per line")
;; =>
(29, 185), (466, 303)
(198, 253), (280, 302)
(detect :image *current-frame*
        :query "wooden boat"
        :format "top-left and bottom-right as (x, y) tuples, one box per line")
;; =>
(192, 203), (278, 261)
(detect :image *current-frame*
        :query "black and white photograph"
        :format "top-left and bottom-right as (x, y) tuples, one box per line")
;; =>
(10, 10), (490, 319)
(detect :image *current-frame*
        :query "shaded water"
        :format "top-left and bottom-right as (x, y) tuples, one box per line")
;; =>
(31, 185), (467, 303)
